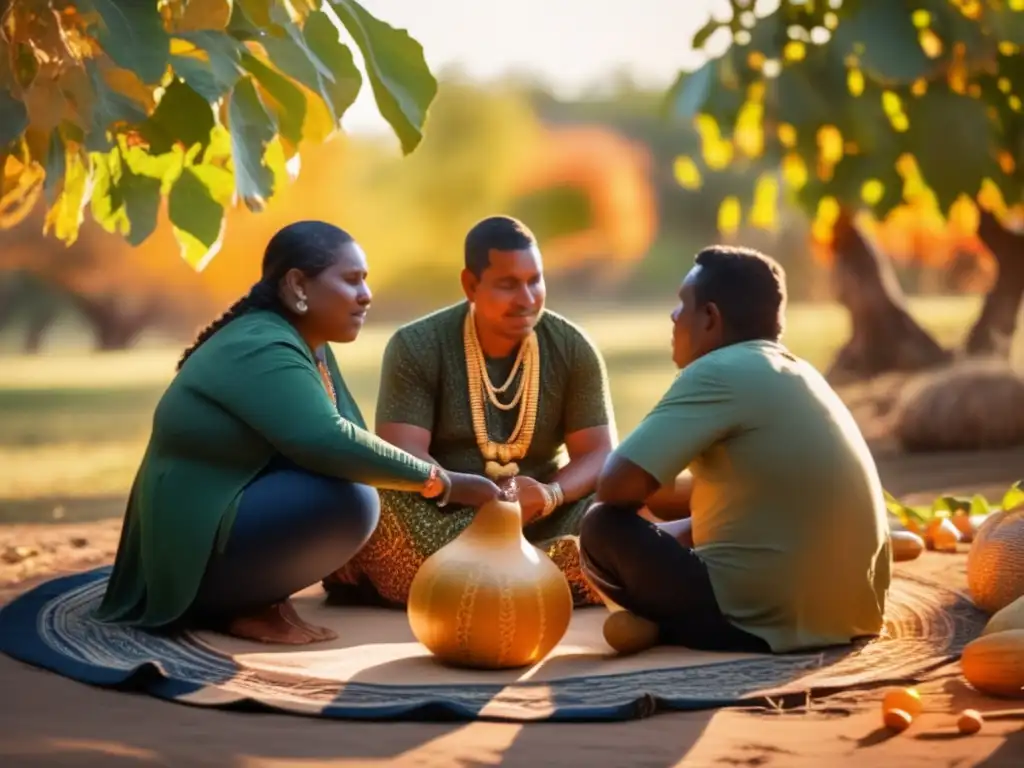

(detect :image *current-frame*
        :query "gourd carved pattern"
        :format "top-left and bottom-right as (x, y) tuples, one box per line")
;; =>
(406, 480), (573, 670)
(967, 505), (1024, 614)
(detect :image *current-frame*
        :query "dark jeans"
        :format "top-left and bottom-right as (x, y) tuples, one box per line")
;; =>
(579, 503), (770, 653)
(189, 459), (380, 623)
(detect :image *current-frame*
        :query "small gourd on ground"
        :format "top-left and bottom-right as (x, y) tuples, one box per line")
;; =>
(890, 530), (925, 562)
(967, 501), (1024, 613)
(981, 595), (1024, 636)
(406, 491), (573, 670)
(960, 629), (1024, 699)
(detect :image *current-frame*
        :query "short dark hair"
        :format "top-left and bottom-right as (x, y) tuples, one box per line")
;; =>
(692, 245), (787, 342)
(464, 215), (536, 277)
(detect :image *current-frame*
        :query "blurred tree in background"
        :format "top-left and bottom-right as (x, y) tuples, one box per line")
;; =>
(668, 0), (1024, 380)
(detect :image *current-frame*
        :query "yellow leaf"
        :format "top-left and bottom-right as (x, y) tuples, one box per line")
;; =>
(734, 101), (764, 157)
(999, 41), (1019, 56)
(978, 179), (1008, 217)
(1010, 95), (1022, 112)
(919, 29), (943, 58)
(43, 148), (93, 246)
(749, 174), (778, 231)
(999, 77), (1012, 94)
(747, 51), (766, 71)
(949, 195), (978, 234)
(781, 153), (808, 189)
(174, 0), (233, 33)
(777, 123), (796, 148)
(673, 156), (703, 190)
(696, 115), (734, 170)
(911, 79), (928, 96)
(812, 197), (840, 244)
(861, 179), (884, 206)
(1012, 0), (1024, 11)
(847, 68), (865, 97)
(911, 10), (931, 28)
(817, 125), (844, 165)
(783, 41), (806, 62)
(717, 196), (741, 237)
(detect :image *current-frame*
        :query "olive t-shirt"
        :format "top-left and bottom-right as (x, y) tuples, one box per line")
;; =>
(614, 340), (891, 653)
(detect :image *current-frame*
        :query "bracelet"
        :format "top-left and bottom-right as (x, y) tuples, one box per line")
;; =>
(541, 482), (564, 517)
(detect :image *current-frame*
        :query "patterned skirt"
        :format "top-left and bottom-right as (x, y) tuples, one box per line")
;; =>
(325, 489), (603, 608)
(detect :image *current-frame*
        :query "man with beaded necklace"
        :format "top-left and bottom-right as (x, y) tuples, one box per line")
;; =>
(324, 216), (618, 606)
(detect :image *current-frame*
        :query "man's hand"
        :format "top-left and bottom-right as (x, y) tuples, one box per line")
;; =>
(510, 476), (551, 526)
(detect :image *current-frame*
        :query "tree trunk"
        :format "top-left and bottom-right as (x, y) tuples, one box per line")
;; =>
(826, 208), (952, 383)
(72, 295), (163, 351)
(963, 210), (1024, 358)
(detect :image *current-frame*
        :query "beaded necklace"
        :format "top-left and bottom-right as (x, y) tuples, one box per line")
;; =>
(463, 307), (540, 481)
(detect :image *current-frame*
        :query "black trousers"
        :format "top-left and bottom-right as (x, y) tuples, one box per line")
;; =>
(189, 459), (380, 623)
(579, 503), (770, 653)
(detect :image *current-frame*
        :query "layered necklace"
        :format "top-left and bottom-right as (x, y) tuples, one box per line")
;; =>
(463, 306), (540, 481)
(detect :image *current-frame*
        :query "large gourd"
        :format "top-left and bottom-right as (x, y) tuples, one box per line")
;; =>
(960, 630), (1024, 699)
(967, 505), (1024, 613)
(407, 495), (573, 670)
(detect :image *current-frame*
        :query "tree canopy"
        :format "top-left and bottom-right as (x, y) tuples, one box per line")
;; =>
(0, 0), (437, 268)
(668, 0), (1024, 242)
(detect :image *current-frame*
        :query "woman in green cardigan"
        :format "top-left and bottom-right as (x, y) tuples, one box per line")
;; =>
(95, 221), (500, 645)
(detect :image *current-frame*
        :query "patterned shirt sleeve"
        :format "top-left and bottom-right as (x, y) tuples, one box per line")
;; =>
(375, 329), (438, 431)
(563, 325), (616, 436)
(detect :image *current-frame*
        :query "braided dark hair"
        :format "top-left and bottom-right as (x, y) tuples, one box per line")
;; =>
(177, 220), (354, 370)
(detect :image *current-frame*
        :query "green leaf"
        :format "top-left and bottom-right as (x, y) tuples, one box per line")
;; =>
(171, 31), (245, 101)
(904, 87), (997, 212)
(1001, 480), (1024, 511)
(0, 88), (28, 147)
(772, 66), (834, 133)
(666, 62), (713, 121)
(933, 495), (971, 516)
(329, 0), (437, 154)
(139, 80), (215, 155)
(226, 75), (277, 208)
(970, 493), (992, 517)
(831, 0), (932, 84)
(168, 166), (229, 269)
(84, 0), (171, 85)
(260, 10), (362, 126)
(84, 59), (150, 152)
(884, 489), (929, 526)
(239, 53), (306, 150)
(91, 149), (163, 246)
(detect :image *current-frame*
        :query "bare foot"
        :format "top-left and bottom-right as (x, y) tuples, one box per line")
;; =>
(278, 599), (337, 642)
(224, 603), (333, 645)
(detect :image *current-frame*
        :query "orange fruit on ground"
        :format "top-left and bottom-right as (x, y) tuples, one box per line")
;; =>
(882, 687), (924, 718)
(883, 708), (914, 732)
(957, 709), (984, 734)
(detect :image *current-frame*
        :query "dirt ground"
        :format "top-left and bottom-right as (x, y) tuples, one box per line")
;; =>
(1, 455), (1023, 767)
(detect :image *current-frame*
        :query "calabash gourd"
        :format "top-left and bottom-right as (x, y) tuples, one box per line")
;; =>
(967, 505), (1024, 613)
(890, 530), (925, 562)
(960, 630), (1024, 699)
(981, 595), (1024, 636)
(407, 495), (573, 670)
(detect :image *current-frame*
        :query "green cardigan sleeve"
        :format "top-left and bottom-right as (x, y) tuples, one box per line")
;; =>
(195, 337), (434, 490)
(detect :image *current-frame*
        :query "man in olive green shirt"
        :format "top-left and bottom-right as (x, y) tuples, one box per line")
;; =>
(580, 246), (891, 655)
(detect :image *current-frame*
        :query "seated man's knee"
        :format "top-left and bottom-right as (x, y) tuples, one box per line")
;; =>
(580, 502), (637, 560)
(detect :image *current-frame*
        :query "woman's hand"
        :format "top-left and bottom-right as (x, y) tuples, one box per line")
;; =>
(444, 472), (502, 509)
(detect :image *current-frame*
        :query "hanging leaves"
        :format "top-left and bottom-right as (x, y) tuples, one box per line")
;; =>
(0, 0), (438, 267)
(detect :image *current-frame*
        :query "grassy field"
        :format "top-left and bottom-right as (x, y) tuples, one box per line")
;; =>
(0, 295), (1001, 525)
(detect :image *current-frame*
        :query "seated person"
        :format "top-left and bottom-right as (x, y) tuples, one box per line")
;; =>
(579, 246), (891, 655)
(324, 216), (617, 607)
(95, 221), (499, 645)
